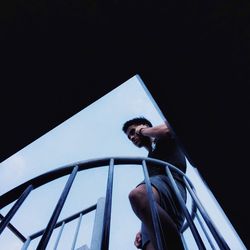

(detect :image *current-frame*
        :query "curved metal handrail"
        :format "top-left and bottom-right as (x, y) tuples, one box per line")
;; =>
(0, 156), (192, 209)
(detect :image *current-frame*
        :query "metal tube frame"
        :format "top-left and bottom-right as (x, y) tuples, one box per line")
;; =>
(21, 236), (31, 250)
(71, 213), (83, 250)
(0, 213), (26, 242)
(36, 165), (79, 250)
(29, 204), (96, 240)
(195, 212), (217, 250)
(101, 158), (114, 250)
(0, 185), (33, 235)
(53, 221), (65, 250)
(165, 166), (206, 249)
(142, 160), (165, 250)
(183, 177), (230, 250)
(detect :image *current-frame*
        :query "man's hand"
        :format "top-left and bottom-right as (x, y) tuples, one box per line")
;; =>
(134, 231), (142, 249)
(135, 125), (147, 136)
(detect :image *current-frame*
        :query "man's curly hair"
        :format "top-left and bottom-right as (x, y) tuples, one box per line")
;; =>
(122, 117), (153, 133)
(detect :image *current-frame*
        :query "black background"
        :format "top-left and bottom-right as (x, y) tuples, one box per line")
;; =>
(1, 0), (249, 247)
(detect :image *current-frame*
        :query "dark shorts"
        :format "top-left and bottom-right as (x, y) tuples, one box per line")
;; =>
(137, 175), (187, 249)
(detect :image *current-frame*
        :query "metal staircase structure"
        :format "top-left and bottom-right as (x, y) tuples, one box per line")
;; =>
(0, 157), (232, 249)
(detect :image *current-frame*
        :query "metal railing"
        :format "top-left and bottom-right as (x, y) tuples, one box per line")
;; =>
(0, 157), (230, 250)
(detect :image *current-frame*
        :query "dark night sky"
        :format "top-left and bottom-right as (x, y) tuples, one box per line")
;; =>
(1, 0), (249, 247)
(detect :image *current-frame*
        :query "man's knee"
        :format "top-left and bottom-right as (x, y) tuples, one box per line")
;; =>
(129, 185), (160, 212)
(129, 186), (149, 211)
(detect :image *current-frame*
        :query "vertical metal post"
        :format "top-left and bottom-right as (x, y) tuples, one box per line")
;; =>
(180, 233), (188, 250)
(71, 213), (83, 250)
(183, 177), (230, 250)
(142, 160), (165, 250)
(53, 221), (65, 250)
(165, 166), (206, 250)
(37, 165), (78, 250)
(90, 197), (105, 250)
(101, 159), (114, 250)
(0, 185), (33, 235)
(196, 213), (217, 250)
(21, 236), (31, 250)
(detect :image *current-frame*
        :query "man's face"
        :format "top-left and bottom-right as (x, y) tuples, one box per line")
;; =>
(126, 124), (150, 148)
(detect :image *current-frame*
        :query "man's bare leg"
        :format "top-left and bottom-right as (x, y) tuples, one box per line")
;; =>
(129, 184), (184, 250)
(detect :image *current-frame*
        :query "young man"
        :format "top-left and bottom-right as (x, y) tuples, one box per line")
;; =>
(122, 117), (187, 250)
